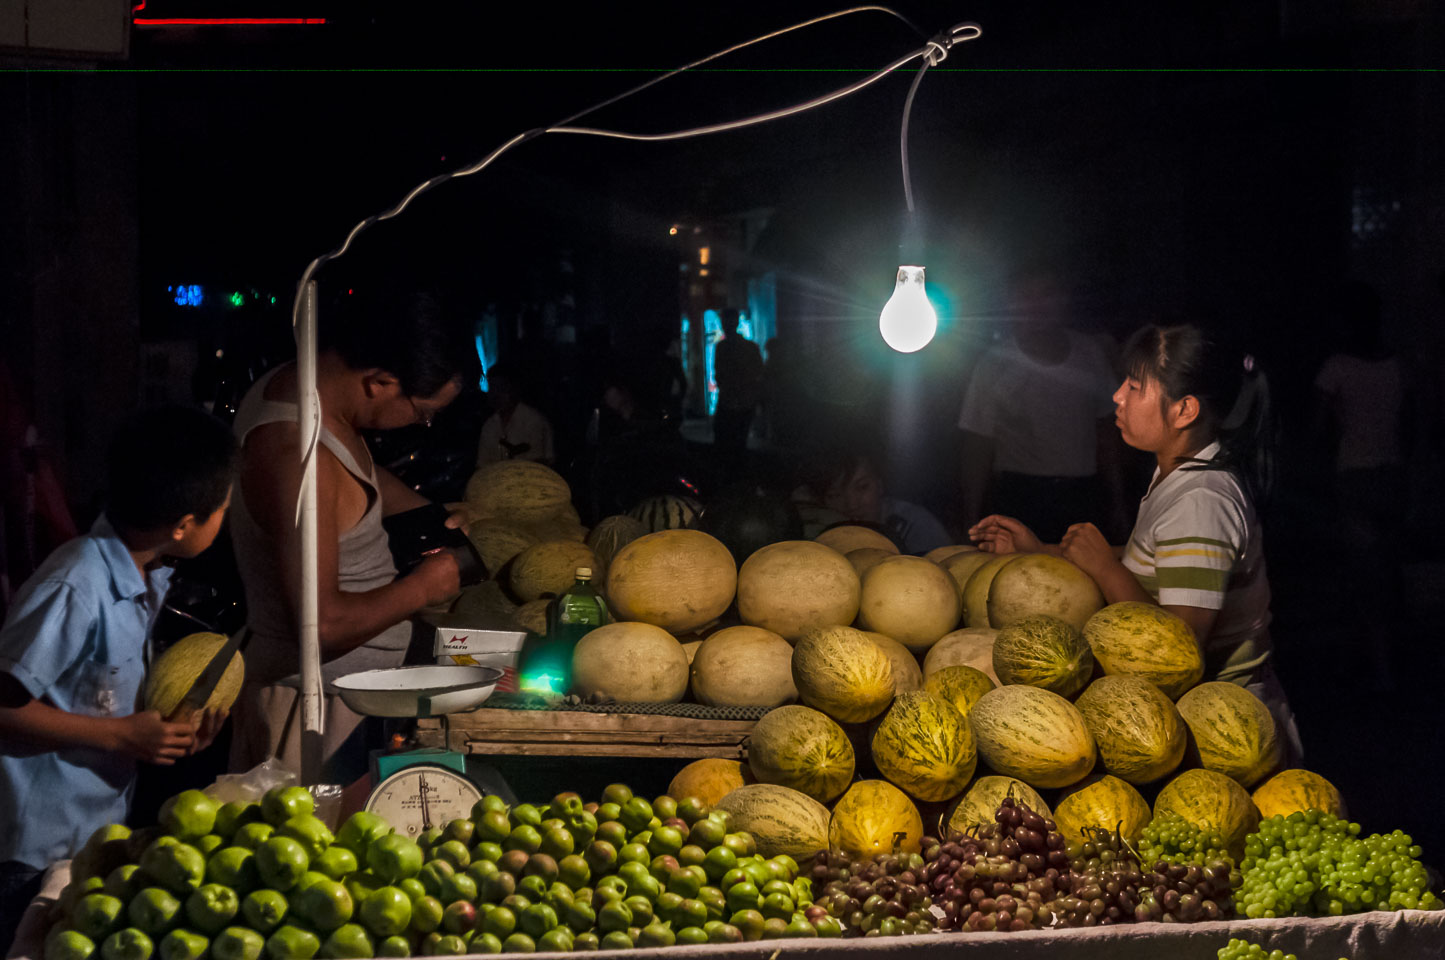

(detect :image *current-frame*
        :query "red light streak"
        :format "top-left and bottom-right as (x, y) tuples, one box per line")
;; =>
(133, 17), (326, 25)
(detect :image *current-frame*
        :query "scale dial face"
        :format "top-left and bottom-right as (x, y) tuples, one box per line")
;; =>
(365, 765), (481, 838)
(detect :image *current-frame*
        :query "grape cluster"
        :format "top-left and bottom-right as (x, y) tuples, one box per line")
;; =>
(808, 850), (936, 937)
(1239, 810), (1443, 918)
(1216, 938), (1301, 960)
(1139, 813), (1234, 869)
(1053, 826), (1233, 926)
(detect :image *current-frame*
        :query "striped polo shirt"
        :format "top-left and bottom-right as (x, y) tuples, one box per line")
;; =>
(1121, 442), (1273, 684)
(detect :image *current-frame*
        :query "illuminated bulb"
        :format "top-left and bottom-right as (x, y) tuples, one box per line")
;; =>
(879, 265), (937, 353)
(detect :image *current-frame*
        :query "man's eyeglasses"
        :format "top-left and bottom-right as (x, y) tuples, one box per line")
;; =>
(407, 396), (436, 428)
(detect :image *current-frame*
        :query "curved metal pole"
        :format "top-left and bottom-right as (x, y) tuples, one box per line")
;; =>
(297, 281), (325, 784)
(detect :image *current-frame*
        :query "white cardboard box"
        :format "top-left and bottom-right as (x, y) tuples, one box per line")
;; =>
(433, 627), (527, 692)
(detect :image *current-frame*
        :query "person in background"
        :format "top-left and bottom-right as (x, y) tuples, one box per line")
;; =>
(958, 270), (1126, 542)
(1313, 282), (1409, 690)
(799, 446), (952, 555)
(712, 308), (763, 464)
(228, 287), (475, 784)
(477, 363), (555, 466)
(971, 324), (1301, 759)
(0, 406), (235, 946)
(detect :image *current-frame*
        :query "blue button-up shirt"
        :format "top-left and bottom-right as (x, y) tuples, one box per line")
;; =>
(0, 515), (173, 868)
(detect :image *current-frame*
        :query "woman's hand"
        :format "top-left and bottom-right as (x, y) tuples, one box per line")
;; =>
(1060, 522), (1116, 578)
(969, 515), (1044, 555)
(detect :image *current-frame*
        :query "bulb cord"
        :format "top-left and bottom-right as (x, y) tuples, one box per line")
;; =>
(900, 24), (980, 212)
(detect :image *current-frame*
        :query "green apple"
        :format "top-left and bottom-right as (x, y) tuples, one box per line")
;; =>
(72, 892), (125, 941)
(409, 895), (443, 935)
(101, 928), (154, 960)
(127, 888), (182, 937)
(440, 900), (477, 936)
(293, 878), (354, 932)
(261, 786), (315, 827)
(313, 846), (358, 881)
(194, 835), (224, 857)
(214, 802), (265, 841)
(358, 887), (412, 938)
(159, 791), (219, 842)
(158, 928), (209, 960)
(291, 870), (331, 895)
(344, 871), (383, 905)
(206, 846), (259, 892)
(278, 815), (334, 861)
(335, 812), (391, 859)
(212, 927), (265, 960)
(59, 875), (107, 918)
(466, 931), (501, 955)
(49, 930), (98, 960)
(184, 883), (240, 934)
(441, 819), (474, 846)
(416, 860), (453, 898)
(263, 924), (319, 960)
(396, 878), (426, 904)
(256, 837), (310, 891)
(431, 840), (470, 871)
(376, 936), (409, 958)
(139, 840), (206, 897)
(104, 864), (145, 902)
(240, 889), (289, 934)
(437, 872), (476, 906)
(78, 825), (136, 881)
(233, 823), (275, 851)
(366, 834), (423, 884)
(318, 923), (373, 960)
(431, 934), (467, 956)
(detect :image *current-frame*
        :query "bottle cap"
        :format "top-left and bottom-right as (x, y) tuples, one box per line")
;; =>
(577, 567), (592, 578)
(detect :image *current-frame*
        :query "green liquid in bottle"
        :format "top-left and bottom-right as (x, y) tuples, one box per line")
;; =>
(519, 567), (610, 696)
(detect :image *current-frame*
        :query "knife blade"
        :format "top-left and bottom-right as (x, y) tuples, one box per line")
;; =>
(166, 631), (245, 723)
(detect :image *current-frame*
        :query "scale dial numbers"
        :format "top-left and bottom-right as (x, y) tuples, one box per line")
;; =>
(364, 765), (481, 838)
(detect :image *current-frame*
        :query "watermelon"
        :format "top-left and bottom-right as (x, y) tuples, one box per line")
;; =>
(991, 614), (1092, 698)
(870, 692), (977, 802)
(947, 777), (1051, 833)
(715, 784), (830, 859)
(1175, 681), (1282, 788)
(606, 529), (737, 635)
(828, 781), (923, 859)
(571, 622), (689, 703)
(465, 460), (571, 525)
(961, 555), (1016, 628)
(1154, 768), (1261, 859)
(145, 633), (244, 717)
(1082, 602), (1204, 699)
(668, 759), (754, 808)
(736, 540), (860, 641)
(1251, 769), (1346, 820)
(507, 540), (597, 601)
(857, 555), (961, 653)
(968, 685), (1097, 789)
(986, 554), (1105, 632)
(690, 626), (797, 709)
(1053, 775), (1152, 846)
(791, 626), (895, 724)
(586, 514), (648, 579)
(627, 494), (702, 533)
(863, 632), (923, 693)
(747, 705), (855, 803)
(922, 665), (995, 719)
(1073, 676), (1187, 785)
(923, 628), (1000, 685)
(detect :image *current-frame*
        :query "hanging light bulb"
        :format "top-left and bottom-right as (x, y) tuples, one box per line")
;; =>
(879, 265), (937, 353)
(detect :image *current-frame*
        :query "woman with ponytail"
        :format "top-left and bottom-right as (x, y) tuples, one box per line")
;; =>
(970, 324), (1299, 749)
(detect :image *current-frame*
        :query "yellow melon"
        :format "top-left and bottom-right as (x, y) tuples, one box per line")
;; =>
(508, 540), (597, 602)
(1054, 774), (1153, 846)
(845, 548), (894, 580)
(1251, 769), (1346, 820)
(828, 781), (923, 858)
(925, 544), (977, 564)
(465, 460), (572, 524)
(748, 705), (855, 803)
(736, 540), (860, 641)
(465, 521), (539, 578)
(815, 525), (899, 556)
(862, 632), (922, 693)
(668, 759), (754, 807)
(923, 628), (1001, 685)
(857, 556), (961, 653)
(986, 554), (1106, 632)
(690, 626), (797, 709)
(922, 665), (995, 719)
(791, 626), (895, 724)
(606, 529), (737, 634)
(145, 632), (245, 717)
(947, 777), (1051, 832)
(571, 622), (689, 703)
(960, 554), (1017, 628)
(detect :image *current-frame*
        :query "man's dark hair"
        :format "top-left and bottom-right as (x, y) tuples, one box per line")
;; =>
(107, 405), (239, 531)
(319, 286), (480, 398)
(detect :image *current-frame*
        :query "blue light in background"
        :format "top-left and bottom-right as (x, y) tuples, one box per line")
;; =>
(174, 284), (204, 307)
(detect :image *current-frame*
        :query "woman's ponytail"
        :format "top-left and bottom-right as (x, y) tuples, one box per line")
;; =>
(1214, 355), (1277, 504)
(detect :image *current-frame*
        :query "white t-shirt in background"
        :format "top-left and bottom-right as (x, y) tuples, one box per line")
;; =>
(478, 402), (555, 466)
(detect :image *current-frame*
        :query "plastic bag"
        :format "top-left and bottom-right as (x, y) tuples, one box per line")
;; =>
(205, 759), (343, 828)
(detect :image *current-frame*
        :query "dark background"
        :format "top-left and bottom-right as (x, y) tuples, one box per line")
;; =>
(3, 1), (1444, 866)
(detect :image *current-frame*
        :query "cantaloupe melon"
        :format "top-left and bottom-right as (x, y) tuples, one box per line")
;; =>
(1176, 681), (1282, 788)
(862, 632), (922, 693)
(1054, 775), (1152, 846)
(571, 622), (689, 703)
(1082, 602), (1204, 699)
(681, 640), (702, 666)
(924, 544), (977, 564)
(871, 692), (976, 802)
(1073, 676), (1186, 785)
(815, 525), (899, 556)
(828, 781), (923, 858)
(465, 521), (539, 578)
(991, 614), (1092, 698)
(969, 685), (1097, 789)
(1154, 768), (1261, 859)
(1251, 769), (1345, 820)
(845, 548), (893, 580)
(939, 551), (996, 601)
(986, 554), (1105, 632)
(791, 626), (895, 724)
(857, 556), (961, 653)
(145, 633), (245, 717)
(465, 461), (572, 525)
(586, 515), (648, 580)
(690, 626), (797, 709)
(606, 529), (737, 635)
(923, 628), (1000, 685)
(961, 555), (1017, 628)
(513, 599), (548, 635)
(736, 540), (860, 641)
(526, 516), (588, 544)
(747, 705), (855, 803)
(668, 759), (754, 807)
(715, 784), (830, 859)
(922, 665), (994, 719)
(508, 540), (597, 602)
(947, 777), (1051, 833)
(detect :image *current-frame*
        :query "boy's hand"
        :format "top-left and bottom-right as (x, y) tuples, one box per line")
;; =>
(409, 550), (461, 607)
(969, 514), (1043, 555)
(114, 710), (197, 765)
(189, 708), (229, 754)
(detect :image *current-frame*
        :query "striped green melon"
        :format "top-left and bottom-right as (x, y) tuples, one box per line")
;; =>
(586, 514), (648, 579)
(947, 777), (1051, 833)
(1175, 681), (1282, 788)
(791, 626), (895, 724)
(465, 521), (540, 578)
(715, 784), (830, 859)
(465, 460), (572, 525)
(747, 705), (855, 803)
(1053, 774), (1152, 846)
(1154, 768), (1261, 859)
(145, 632), (244, 717)
(870, 692), (976, 802)
(991, 614), (1092, 698)
(1251, 769), (1345, 820)
(1081, 602), (1204, 699)
(986, 554), (1105, 632)
(969, 685), (1097, 789)
(507, 539), (597, 601)
(627, 494), (702, 533)
(828, 780), (923, 859)
(922, 665), (995, 719)
(1073, 676), (1187, 785)
(862, 632), (923, 693)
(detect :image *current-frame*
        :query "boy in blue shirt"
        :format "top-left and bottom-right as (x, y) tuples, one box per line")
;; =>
(0, 405), (238, 948)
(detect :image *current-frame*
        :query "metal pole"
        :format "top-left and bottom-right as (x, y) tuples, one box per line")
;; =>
(297, 280), (325, 784)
